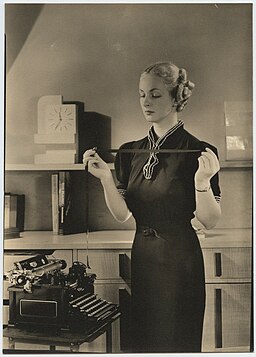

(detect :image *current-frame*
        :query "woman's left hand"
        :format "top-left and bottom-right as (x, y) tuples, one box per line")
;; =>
(194, 148), (220, 189)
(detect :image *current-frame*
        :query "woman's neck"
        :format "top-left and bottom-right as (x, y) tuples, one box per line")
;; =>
(153, 115), (179, 138)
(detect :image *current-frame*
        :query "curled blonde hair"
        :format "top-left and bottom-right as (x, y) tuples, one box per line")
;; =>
(142, 62), (195, 112)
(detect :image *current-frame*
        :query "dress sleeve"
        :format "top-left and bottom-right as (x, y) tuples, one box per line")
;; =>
(210, 170), (221, 203)
(201, 142), (221, 203)
(114, 142), (134, 199)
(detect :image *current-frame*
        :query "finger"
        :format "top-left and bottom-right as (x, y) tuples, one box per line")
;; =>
(201, 150), (219, 166)
(83, 148), (97, 159)
(83, 156), (90, 165)
(84, 156), (99, 165)
(83, 150), (97, 165)
(200, 152), (211, 168)
(88, 159), (100, 169)
(199, 155), (220, 176)
(201, 151), (220, 172)
(93, 152), (103, 160)
(201, 156), (212, 172)
(202, 150), (217, 163)
(204, 148), (219, 166)
(198, 156), (206, 170)
(84, 148), (96, 155)
(83, 156), (95, 165)
(205, 147), (217, 157)
(88, 158), (100, 165)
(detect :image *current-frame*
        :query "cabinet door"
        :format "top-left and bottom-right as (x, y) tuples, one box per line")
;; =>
(119, 288), (132, 352)
(78, 250), (119, 279)
(79, 281), (127, 353)
(3, 305), (8, 326)
(78, 249), (131, 280)
(3, 281), (10, 326)
(203, 248), (252, 282)
(202, 283), (251, 352)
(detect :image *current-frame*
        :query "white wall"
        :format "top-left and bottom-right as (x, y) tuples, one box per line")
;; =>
(6, 3), (252, 163)
(5, 4), (252, 229)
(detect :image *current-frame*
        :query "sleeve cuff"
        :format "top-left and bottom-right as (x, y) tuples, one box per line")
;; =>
(215, 195), (221, 203)
(117, 188), (127, 198)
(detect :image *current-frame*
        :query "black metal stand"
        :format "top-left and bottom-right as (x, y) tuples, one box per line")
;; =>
(3, 313), (120, 353)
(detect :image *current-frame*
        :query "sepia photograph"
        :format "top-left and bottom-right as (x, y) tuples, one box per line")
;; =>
(2, 2), (253, 355)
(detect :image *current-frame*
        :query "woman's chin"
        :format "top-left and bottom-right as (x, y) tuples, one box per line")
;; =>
(144, 115), (155, 122)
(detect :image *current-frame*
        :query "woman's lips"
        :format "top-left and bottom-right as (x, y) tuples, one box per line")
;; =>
(145, 110), (154, 115)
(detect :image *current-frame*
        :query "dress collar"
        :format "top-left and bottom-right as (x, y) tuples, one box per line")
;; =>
(148, 120), (184, 148)
(143, 120), (184, 180)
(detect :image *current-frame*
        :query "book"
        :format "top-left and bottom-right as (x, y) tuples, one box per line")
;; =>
(58, 171), (88, 235)
(4, 193), (25, 231)
(16, 194), (25, 232)
(51, 174), (59, 234)
(9, 194), (17, 228)
(4, 194), (11, 229)
(58, 171), (66, 235)
(4, 227), (20, 240)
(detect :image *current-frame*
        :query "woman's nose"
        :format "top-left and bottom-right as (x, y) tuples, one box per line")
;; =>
(143, 95), (151, 106)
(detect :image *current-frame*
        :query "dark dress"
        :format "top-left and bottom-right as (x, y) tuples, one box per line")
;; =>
(115, 121), (221, 353)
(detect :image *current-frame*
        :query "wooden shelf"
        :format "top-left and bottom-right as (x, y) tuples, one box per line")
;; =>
(220, 160), (252, 168)
(5, 163), (115, 171)
(5, 161), (251, 171)
(3, 228), (252, 250)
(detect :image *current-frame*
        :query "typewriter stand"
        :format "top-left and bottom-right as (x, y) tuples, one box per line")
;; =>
(3, 313), (120, 353)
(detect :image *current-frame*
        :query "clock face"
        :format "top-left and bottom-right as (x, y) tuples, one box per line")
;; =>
(45, 104), (77, 134)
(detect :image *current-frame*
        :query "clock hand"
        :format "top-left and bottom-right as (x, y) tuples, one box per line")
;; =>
(55, 120), (62, 130)
(54, 111), (63, 130)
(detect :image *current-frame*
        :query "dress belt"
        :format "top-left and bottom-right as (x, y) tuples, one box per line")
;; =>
(139, 227), (161, 238)
(137, 219), (192, 238)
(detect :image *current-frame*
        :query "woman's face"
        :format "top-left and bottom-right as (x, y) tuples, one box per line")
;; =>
(139, 73), (175, 123)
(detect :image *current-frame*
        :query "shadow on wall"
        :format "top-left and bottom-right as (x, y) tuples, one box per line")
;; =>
(5, 4), (44, 72)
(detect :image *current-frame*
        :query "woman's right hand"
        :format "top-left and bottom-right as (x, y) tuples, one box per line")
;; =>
(83, 149), (111, 181)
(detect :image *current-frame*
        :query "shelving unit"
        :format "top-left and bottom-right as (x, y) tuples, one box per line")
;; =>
(220, 161), (252, 169)
(5, 161), (251, 172)
(5, 163), (115, 171)
(4, 158), (253, 352)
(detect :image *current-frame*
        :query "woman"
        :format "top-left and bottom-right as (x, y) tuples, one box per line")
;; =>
(83, 61), (221, 353)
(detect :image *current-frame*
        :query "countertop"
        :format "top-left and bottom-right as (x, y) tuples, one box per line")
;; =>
(3, 228), (252, 250)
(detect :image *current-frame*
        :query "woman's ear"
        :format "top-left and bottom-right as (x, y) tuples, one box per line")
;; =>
(172, 100), (178, 108)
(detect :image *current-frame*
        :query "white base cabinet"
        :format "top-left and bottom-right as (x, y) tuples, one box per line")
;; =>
(78, 246), (252, 353)
(202, 283), (251, 352)
(77, 249), (131, 352)
(202, 246), (252, 352)
(3, 242), (252, 353)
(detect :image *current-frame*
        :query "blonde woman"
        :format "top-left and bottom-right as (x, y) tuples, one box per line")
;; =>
(83, 61), (221, 352)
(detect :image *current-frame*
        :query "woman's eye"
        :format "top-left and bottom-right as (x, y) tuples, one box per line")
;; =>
(139, 92), (161, 98)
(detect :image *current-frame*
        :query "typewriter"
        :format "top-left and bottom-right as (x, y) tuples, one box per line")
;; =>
(5, 254), (120, 331)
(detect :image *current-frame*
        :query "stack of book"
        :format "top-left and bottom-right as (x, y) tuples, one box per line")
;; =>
(51, 171), (88, 235)
(4, 193), (25, 239)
